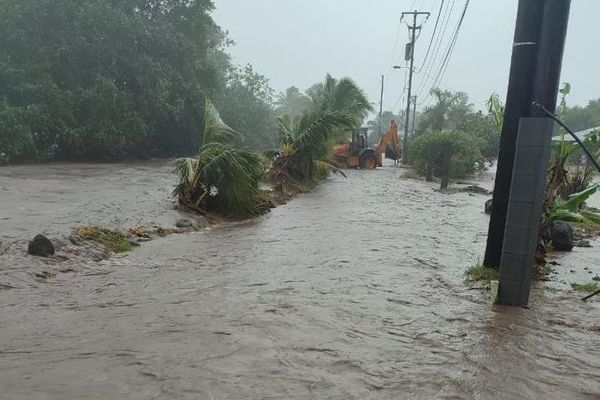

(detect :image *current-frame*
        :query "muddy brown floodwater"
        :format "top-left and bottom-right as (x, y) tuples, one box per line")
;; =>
(0, 162), (599, 400)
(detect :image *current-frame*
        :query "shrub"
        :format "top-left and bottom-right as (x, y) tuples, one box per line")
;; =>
(410, 130), (483, 180)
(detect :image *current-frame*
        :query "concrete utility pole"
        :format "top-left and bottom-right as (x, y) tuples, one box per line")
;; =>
(401, 10), (430, 164)
(483, 0), (545, 268)
(493, 0), (571, 307)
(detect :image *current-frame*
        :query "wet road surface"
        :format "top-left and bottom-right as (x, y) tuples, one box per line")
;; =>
(0, 162), (599, 399)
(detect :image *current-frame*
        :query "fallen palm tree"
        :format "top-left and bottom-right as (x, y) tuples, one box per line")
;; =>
(174, 99), (272, 218)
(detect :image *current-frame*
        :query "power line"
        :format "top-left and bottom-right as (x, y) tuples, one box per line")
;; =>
(391, 62), (410, 112)
(414, 0), (457, 97)
(418, 0), (470, 106)
(415, 0), (446, 74)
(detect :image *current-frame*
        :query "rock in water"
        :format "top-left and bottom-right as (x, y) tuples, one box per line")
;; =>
(550, 221), (574, 252)
(460, 185), (490, 195)
(28, 235), (55, 257)
(176, 219), (193, 228)
(485, 199), (493, 215)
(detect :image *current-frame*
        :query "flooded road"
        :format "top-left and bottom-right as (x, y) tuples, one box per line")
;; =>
(0, 162), (599, 399)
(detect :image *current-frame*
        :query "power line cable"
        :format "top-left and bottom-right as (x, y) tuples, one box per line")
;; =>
(419, 0), (470, 106)
(415, 0), (446, 74)
(391, 62), (410, 112)
(414, 0), (456, 96)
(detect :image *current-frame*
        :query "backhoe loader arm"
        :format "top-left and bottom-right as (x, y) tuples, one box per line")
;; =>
(375, 120), (401, 166)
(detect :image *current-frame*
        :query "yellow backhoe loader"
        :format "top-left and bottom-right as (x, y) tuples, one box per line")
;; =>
(331, 120), (401, 169)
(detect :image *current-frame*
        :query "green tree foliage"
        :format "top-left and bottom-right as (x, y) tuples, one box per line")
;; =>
(274, 87), (311, 119)
(414, 88), (502, 169)
(562, 99), (600, 132)
(418, 88), (472, 133)
(455, 111), (499, 161)
(216, 65), (278, 151)
(307, 74), (373, 126)
(269, 111), (355, 188)
(174, 99), (270, 217)
(268, 74), (372, 191)
(0, 0), (276, 163)
(410, 131), (483, 180)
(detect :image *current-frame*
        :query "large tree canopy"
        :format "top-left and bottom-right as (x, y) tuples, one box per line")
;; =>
(0, 0), (276, 163)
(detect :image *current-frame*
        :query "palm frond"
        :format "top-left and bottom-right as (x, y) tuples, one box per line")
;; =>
(174, 99), (269, 218)
(202, 99), (239, 147)
(314, 159), (347, 178)
(292, 111), (355, 155)
(307, 74), (372, 123)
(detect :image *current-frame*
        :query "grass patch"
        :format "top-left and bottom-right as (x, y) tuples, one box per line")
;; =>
(75, 226), (134, 253)
(465, 263), (499, 283)
(534, 263), (556, 281)
(571, 282), (600, 293)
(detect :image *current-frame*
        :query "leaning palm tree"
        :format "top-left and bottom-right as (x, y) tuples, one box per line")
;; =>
(173, 99), (271, 218)
(269, 110), (355, 190)
(307, 74), (373, 125)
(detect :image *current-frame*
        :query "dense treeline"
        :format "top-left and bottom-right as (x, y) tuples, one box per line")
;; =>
(563, 98), (600, 132)
(0, 0), (276, 163)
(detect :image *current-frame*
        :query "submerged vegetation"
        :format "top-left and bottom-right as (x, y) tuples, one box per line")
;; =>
(74, 227), (134, 253)
(465, 263), (499, 283)
(571, 281), (600, 293)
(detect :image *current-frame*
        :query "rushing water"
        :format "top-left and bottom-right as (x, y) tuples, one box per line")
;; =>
(0, 162), (599, 399)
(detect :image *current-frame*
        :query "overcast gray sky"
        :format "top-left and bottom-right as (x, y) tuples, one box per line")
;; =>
(213, 1), (598, 112)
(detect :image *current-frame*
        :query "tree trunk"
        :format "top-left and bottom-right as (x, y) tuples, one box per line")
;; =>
(440, 149), (450, 190)
(426, 152), (434, 182)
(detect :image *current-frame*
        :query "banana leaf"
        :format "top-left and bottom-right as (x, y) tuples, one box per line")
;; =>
(582, 210), (600, 225)
(550, 209), (584, 223)
(558, 185), (598, 212)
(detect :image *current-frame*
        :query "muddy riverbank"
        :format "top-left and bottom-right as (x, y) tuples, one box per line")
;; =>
(1, 162), (599, 399)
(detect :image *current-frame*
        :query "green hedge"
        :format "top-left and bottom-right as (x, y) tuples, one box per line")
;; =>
(410, 130), (483, 179)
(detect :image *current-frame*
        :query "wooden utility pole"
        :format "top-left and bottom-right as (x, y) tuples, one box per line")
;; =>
(401, 10), (430, 164)
(378, 74), (385, 139)
(411, 95), (417, 135)
(483, 0), (545, 268)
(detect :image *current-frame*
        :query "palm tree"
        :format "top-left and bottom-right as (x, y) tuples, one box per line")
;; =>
(274, 86), (311, 118)
(173, 99), (271, 217)
(269, 110), (355, 189)
(307, 74), (373, 126)
(418, 88), (472, 133)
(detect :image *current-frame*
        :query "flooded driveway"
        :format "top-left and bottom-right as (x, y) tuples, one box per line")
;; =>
(0, 162), (599, 399)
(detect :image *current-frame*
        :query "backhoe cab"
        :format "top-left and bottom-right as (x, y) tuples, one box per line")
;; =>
(331, 121), (401, 169)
